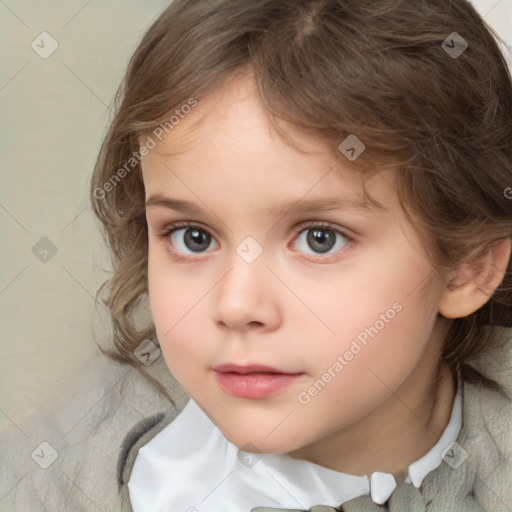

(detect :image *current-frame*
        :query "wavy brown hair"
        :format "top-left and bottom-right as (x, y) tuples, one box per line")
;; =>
(90, 0), (512, 402)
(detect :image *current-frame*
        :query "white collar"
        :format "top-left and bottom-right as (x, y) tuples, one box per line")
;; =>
(128, 380), (462, 511)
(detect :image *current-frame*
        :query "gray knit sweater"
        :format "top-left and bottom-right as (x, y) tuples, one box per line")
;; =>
(2, 338), (511, 512)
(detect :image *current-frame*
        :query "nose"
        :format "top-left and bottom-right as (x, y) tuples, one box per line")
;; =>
(213, 252), (282, 333)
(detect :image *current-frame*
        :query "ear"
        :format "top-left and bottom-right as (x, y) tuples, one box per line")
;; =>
(438, 238), (511, 319)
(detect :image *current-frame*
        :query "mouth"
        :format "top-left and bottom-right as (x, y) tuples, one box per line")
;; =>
(212, 363), (304, 399)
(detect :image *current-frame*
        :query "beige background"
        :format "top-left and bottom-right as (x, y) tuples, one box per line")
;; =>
(1, 0), (511, 434)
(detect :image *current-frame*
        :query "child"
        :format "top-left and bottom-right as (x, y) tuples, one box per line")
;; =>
(88, 0), (512, 510)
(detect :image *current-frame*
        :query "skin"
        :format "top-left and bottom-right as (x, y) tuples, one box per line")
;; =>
(142, 74), (458, 477)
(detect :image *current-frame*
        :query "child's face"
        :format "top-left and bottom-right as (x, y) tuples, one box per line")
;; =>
(142, 75), (449, 459)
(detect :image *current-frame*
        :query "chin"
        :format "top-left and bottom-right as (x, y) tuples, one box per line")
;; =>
(226, 427), (306, 455)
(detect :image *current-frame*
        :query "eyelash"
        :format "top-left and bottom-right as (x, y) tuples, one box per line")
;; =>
(157, 220), (354, 263)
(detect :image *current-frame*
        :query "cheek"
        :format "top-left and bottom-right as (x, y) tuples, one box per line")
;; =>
(147, 249), (200, 364)
(319, 252), (433, 348)
(295, 302), (436, 436)
(307, 246), (441, 395)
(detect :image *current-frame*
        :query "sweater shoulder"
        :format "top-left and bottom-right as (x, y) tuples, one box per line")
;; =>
(117, 405), (183, 509)
(117, 412), (167, 491)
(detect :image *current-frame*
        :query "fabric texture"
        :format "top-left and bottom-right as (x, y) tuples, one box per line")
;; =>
(0, 353), (187, 512)
(1, 331), (511, 511)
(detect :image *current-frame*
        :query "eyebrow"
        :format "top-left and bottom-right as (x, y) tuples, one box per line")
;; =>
(146, 195), (206, 215)
(268, 196), (385, 217)
(145, 194), (385, 217)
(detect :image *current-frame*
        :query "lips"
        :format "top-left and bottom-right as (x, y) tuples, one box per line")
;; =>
(212, 363), (304, 399)
(212, 363), (297, 374)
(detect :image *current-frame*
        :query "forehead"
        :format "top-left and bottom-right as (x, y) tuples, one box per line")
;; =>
(147, 74), (333, 157)
(140, 74), (396, 211)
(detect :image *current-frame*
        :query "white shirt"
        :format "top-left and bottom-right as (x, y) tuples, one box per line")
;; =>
(128, 381), (462, 512)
